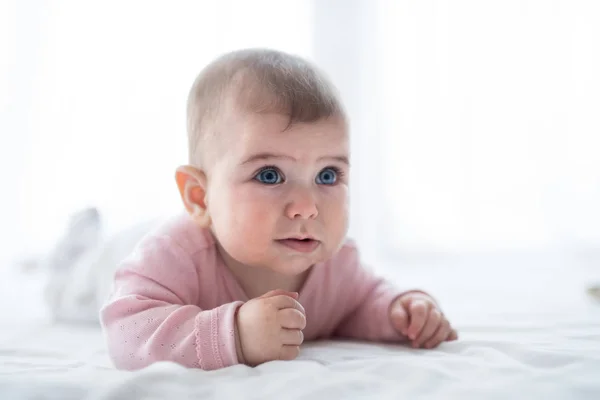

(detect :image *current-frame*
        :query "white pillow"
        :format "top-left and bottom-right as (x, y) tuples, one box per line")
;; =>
(43, 208), (159, 324)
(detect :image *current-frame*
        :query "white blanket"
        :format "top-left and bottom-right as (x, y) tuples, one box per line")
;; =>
(1, 315), (599, 400)
(1, 253), (599, 399)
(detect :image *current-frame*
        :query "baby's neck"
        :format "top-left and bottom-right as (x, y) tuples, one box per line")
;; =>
(217, 245), (309, 299)
(232, 264), (309, 300)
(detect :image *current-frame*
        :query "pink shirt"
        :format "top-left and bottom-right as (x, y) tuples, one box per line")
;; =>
(100, 214), (407, 371)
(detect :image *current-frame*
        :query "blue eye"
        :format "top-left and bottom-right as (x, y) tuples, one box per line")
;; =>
(316, 167), (338, 185)
(255, 167), (283, 184)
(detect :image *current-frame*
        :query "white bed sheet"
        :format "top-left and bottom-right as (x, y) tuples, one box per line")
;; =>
(1, 255), (599, 399)
(1, 317), (599, 400)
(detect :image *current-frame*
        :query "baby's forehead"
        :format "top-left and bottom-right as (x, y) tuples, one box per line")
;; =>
(238, 109), (347, 137)
(228, 112), (348, 157)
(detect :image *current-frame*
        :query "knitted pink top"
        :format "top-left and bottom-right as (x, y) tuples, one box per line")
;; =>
(100, 214), (406, 370)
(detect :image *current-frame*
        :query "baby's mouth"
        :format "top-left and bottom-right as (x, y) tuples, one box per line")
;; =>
(276, 238), (321, 253)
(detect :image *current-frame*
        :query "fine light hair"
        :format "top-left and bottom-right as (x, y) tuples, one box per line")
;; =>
(185, 48), (346, 167)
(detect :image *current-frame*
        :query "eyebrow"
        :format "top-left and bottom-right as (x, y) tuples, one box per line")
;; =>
(241, 153), (350, 166)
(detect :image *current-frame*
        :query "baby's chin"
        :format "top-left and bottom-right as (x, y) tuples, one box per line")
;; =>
(269, 248), (334, 275)
(236, 251), (323, 277)
(272, 258), (318, 276)
(226, 238), (342, 275)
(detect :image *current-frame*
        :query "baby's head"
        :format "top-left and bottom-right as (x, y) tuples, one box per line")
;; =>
(176, 48), (349, 276)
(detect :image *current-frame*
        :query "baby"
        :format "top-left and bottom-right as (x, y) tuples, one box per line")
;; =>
(100, 48), (458, 371)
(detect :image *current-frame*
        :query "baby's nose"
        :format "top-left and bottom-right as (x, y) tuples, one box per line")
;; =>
(284, 187), (318, 220)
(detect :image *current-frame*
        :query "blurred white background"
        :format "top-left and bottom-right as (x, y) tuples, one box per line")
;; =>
(1, 0), (599, 301)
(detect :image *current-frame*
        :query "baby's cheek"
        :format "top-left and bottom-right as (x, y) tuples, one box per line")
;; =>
(227, 197), (276, 255)
(324, 192), (349, 235)
(315, 199), (347, 260)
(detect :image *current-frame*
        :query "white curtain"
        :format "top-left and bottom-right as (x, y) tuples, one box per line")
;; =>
(2, 0), (599, 272)
(374, 0), (600, 256)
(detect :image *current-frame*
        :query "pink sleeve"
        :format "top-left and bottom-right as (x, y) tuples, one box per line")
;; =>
(99, 235), (243, 371)
(333, 246), (407, 342)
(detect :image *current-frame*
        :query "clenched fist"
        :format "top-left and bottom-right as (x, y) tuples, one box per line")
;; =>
(390, 291), (458, 349)
(235, 289), (306, 366)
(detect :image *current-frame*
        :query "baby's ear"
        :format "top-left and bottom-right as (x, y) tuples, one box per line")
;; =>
(175, 165), (211, 227)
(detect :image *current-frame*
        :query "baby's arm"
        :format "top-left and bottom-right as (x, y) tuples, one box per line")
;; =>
(100, 236), (242, 371)
(332, 245), (456, 347)
(333, 253), (408, 342)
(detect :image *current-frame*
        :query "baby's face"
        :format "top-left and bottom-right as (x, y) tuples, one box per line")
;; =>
(205, 112), (349, 276)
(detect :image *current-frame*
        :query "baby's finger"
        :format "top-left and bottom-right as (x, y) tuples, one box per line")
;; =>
(279, 345), (300, 361)
(407, 300), (430, 340)
(447, 328), (458, 341)
(414, 309), (441, 347)
(259, 290), (299, 300)
(280, 328), (304, 346)
(269, 295), (305, 315)
(424, 319), (451, 349)
(278, 308), (307, 330)
(390, 303), (409, 336)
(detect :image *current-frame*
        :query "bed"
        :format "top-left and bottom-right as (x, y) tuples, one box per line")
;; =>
(1, 254), (599, 399)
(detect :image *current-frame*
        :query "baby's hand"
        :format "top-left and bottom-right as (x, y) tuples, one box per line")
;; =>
(235, 289), (306, 366)
(389, 292), (458, 349)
